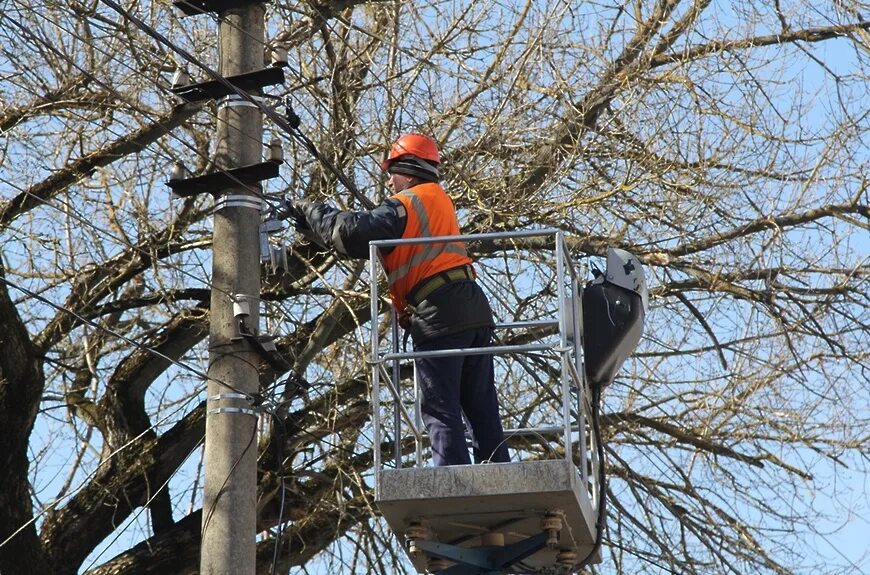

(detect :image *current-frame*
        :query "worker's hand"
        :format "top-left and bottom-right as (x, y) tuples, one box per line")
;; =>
(398, 308), (412, 330)
(286, 200), (312, 229)
(290, 200), (327, 249)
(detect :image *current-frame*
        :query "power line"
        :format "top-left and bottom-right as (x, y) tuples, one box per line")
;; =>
(1, 9), (308, 314)
(0, 388), (203, 549)
(0, 172), (222, 312)
(79, 431), (207, 573)
(3, 1), (432, 330)
(0, 2), (335, 221)
(2, 0), (380, 424)
(98, 0), (376, 211)
(10, 2), (385, 313)
(0, 273), (239, 393)
(1, 7), (288, 203)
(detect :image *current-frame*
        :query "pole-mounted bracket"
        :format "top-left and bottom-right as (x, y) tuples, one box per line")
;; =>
(170, 67), (284, 103)
(173, 0), (265, 17)
(167, 159), (281, 198)
(237, 318), (293, 372)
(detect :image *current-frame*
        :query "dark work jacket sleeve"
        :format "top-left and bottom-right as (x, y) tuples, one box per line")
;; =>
(301, 196), (493, 344)
(302, 198), (406, 259)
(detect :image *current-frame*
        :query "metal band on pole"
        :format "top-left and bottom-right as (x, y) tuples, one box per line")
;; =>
(207, 392), (255, 417)
(215, 194), (264, 212)
(217, 94), (266, 110)
(209, 392), (252, 402)
(207, 407), (257, 417)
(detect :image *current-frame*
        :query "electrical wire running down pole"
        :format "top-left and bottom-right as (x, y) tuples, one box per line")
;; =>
(200, 4), (265, 575)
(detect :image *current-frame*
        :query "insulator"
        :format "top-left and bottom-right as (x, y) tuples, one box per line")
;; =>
(556, 549), (578, 566)
(232, 298), (251, 318)
(170, 67), (190, 89)
(267, 138), (284, 163)
(270, 245), (287, 274)
(270, 45), (289, 67)
(541, 511), (564, 548)
(170, 161), (189, 181)
(405, 522), (429, 541)
(541, 512), (563, 532)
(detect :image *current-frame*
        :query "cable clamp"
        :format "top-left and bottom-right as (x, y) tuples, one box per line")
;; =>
(215, 194), (265, 212)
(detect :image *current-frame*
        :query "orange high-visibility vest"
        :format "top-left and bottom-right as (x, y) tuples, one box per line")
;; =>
(383, 183), (472, 312)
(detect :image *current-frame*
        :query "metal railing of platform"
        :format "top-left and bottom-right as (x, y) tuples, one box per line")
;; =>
(368, 229), (600, 511)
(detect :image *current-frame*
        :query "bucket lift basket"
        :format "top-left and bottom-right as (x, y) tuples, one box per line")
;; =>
(368, 229), (602, 574)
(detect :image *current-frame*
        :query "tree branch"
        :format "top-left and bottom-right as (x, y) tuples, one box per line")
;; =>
(651, 20), (870, 68)
(0, 102), (202, 228)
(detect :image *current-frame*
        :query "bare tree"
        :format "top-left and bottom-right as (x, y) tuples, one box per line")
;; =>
(0, 1), (867, 574)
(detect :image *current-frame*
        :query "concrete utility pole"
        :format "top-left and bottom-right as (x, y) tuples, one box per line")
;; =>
(201, 5), (265, 575)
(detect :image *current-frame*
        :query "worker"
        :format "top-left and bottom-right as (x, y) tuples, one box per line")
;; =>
(288, 133), (510, 466)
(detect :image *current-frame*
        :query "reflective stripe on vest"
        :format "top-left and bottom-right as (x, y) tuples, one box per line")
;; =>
(386, 190), (467, 284)
(382, 183), (472, 310)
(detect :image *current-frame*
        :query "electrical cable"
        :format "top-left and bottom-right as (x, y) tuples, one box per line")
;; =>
(1, 10), (198, 152)
(200, 416), (260, 540)
(79, 431), (207, 573)
(180, 9), (390, 196)
(269, 412), (289, 575)
(576, 384), (608, 570)
(0, 33), (346, 393)
(3, 6), (344, 358)
(2, 7), (291, 207)
(238, 9), (424, 208)
(0, 274), (251, 397)
(0, 11), (273, 302)
(0, 387), (203, 549)
(3, 2), (344, 253)
(1, 183), (215, 303)
(48, 1), (385, 327)
(98, 0), (376, 211)
(13, 2), (413, 323)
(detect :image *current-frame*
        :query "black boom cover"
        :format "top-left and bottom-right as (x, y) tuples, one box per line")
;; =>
(582, 281), (645, 388)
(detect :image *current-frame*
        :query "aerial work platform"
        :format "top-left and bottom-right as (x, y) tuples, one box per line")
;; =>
(368, 230), (604, 574)
(378, 460), (596, 573)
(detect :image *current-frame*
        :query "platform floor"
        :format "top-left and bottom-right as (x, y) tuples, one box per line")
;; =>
(376, 459), (597, 574)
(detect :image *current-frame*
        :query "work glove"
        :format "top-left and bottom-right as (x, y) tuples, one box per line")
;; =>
(398, 308), (412, 330)
(288, 200), (327, 249)
(285, 199), (310, 228)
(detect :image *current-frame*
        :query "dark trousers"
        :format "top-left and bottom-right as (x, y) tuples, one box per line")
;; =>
(415, 326), (510, 466)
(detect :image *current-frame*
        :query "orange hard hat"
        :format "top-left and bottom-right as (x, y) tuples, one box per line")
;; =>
(381, 133), (440, 171)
